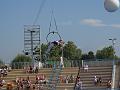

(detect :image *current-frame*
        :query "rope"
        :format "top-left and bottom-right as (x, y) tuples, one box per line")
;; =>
(33, 0), (47, 25)
(48, 10), (59, 33)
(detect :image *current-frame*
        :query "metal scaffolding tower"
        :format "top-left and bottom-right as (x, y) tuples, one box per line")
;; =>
(24, 25), (40, 66)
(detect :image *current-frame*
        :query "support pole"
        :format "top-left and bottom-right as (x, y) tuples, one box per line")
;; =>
(30, 30), (35, 66)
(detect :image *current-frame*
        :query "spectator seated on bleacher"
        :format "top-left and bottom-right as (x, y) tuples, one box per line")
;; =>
(69, 74), (74, 83)
(37, 74), (48, 84)
(6, 82), (14, 90)
(65, 75), (69, 84)
(16, 76), (32, 90)
(34, 66), (39, 73)
(29, 66), (33, 73)
(59, 75), (67, 83)
(98, 76), (102, 86)
(34, 75), (47, 90)
(83, 64), (88, 72)
(24, 65), (33, 73)
(75, 78), (82, 90)
(0, 67), (8, 77)
(94, 76), (98, 86)
(24, 66), (27, 73)
(22, 79), (30, 89)
(1, 69), (4, 76)
(16, 77), (19, 84)
(32, 84), (35, 90)
(17, 77), (24, 89)
(0, 77), (5, 89)
(62, 75), (66, 83)
(3, 68), (7, 77)
(107, 79), (112, 88)
(35, 75), (39, 84)
(8, 66), (12, 72)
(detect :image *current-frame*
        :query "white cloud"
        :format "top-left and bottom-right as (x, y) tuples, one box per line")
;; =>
(81, 19), (106, 27)
(81, 19), (120, 29)
(111, 24), (120, 28)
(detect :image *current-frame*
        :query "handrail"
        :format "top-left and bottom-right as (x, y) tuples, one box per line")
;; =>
(47, 63), (56, 89)
(54, 64), (62, 89)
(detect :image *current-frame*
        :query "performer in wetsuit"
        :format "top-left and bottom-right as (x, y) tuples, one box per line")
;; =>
(46, 39), (64, 54)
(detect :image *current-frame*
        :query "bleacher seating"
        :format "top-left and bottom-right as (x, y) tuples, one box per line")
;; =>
(1, 65), (112, 90)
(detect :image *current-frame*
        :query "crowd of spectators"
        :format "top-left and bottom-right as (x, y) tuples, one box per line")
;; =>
(0, 65), (11, 77)
(16, 76), (31, 90)
(59, 74), (75, 84)
(0, 65), (12, 89)
(73, 64), (114, 90)
(24, 66), (39, 74)
(94, 76), (102, 86)
(16, 74), (48, 90)
(1, 63), (117, 90)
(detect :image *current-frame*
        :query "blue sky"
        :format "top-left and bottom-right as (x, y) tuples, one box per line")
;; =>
(0, 0), (120, 63)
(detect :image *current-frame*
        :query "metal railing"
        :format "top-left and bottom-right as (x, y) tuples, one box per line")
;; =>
(10, 59), (120, 69)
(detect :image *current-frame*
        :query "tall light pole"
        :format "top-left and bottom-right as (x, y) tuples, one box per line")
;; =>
(109, 38), (117, 89)
(109, 38), (117, 61)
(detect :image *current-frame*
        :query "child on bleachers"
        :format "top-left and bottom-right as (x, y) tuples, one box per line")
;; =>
(94, 76), (98, 86)
(75, 77), (82, 90)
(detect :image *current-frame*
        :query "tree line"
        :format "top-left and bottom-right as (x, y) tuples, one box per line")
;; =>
(9, 41), (120, 64)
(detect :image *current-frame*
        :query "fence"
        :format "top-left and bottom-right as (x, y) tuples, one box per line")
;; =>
(10, 59), (120, 69)
(11, 60), (82, 69)
(83, 59), (120, 66)
(11, 62), (32, 69)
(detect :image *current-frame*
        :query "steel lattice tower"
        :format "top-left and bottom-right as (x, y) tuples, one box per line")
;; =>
(24, 25), (40, 65)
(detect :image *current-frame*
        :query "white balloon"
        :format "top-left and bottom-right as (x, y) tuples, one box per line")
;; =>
(104, 0), (120, 12)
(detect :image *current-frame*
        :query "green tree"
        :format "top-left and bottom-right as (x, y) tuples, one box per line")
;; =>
(88, 51), (95, 59)
(12, 54), (32, 63)
(75, 49), (82, 59)
(49, 45), (61, 60)
(96, 46), (114, 59)
(41, 43), (47, 59)
(81, 53), (89, 60)
(34, 41), (82, 61)
(11, 54), (32, 69)
(81, 51), (95, 60)
(35, 43), (62, 61)
(63, 41), (82, 60)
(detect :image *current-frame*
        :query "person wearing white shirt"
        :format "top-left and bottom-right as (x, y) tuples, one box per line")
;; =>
(84, 64), (88, 72)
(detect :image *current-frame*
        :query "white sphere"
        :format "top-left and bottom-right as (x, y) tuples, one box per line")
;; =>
(104, 0), (120, 12)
